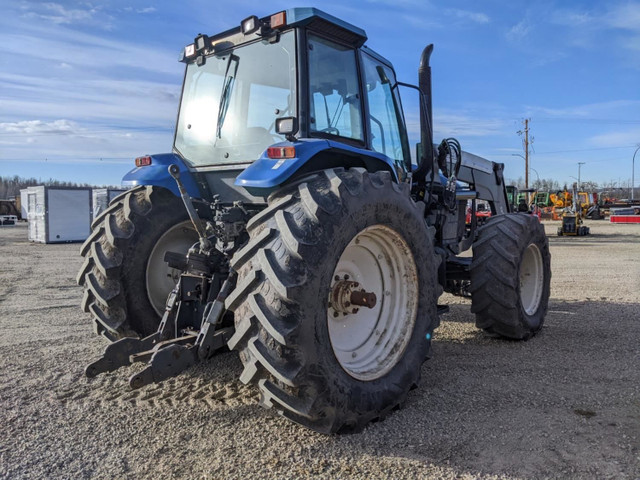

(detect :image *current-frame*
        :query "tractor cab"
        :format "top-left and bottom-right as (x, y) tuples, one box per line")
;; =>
(172, 8), (410, 199)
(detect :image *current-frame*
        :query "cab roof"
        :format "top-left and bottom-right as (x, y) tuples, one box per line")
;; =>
(285, 7), (367, 47)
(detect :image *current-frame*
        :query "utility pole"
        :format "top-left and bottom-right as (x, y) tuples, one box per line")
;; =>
(578, 162), (585, 191)
(524, 119), (529, 191)
(517, 119), (531, 195)
(632, 145), (639, 201)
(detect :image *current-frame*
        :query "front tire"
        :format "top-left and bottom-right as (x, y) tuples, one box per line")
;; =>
(470, 213), (551, 339)
(225, 169), (440, 433)
(77, 186), (198, 340)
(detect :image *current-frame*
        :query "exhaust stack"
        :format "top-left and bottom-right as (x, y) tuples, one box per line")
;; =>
(415, 44), (435, 183)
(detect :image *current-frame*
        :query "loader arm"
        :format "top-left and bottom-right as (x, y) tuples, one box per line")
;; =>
(457, 151), (511, 215)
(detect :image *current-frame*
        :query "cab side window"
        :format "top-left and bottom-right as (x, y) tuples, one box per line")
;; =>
(308, 34), (363, 142)
(361, 54), (407, 163)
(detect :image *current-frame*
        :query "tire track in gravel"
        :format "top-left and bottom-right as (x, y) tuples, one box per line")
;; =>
(54, 374), (257, 408)
(52, 352), (258, 409)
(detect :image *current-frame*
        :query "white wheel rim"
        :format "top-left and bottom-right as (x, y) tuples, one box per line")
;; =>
(520, 243), (544, 316)
(146, 221), (198, 315)
(327, 225), (418, 381)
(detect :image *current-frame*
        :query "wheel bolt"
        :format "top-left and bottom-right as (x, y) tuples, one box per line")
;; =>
(352, 308), (358, 314)
(344, 274), (350, 280)
(334, 275), (340, 281)
(333, 311), (339, 318)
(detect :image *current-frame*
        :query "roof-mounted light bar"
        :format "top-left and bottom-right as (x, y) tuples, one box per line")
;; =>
(180, 10), (290, 63)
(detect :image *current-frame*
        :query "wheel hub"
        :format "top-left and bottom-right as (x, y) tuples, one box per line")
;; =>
(327, 224), (418, 381)
(329, 277), (377, 316)
(146, 221), (198, 316)
(520, 243), (544, 316)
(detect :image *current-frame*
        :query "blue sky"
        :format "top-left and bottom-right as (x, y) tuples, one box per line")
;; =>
(1, 0), (639, 190)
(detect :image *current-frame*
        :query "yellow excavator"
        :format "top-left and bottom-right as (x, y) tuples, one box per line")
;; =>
(557, 183), (590, 236)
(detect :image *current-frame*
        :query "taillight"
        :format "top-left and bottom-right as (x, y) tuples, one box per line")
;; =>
(135, 156), (152, 167)
(267, 146), (296, 159)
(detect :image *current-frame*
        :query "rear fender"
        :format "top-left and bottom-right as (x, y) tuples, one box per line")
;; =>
(121, 153), (200, 198)
(235, 139), (401, 196)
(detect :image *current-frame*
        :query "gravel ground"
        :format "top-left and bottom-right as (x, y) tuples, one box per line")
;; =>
(0, 220), (639, 479)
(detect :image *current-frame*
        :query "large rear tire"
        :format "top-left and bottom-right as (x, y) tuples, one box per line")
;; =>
(225, 168), (440, 433)
(470, 213), (551, 339)
(77, 186), (198, 341)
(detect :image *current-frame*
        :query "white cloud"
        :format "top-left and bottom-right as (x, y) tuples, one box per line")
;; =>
(525, 100), (640, 119)
(445, 8), (490, 24)
(137, 7), (157, 14)
(18, 1), (115, 29)
(551, 9), (595, 27)
(0, 72), (180, 127)
(30, 2), (96, 24)
(0, 119), (80, 135)
(0, 117), (172, 166)
(549, 3), (640, 57)
(506, 19), (532, 42)
(0, 27), (179, 77)
(623, 36), (640, 51)
(589, 129), (640, 147)
(434, 112), (507, 138)
(606, 2), (640, 31)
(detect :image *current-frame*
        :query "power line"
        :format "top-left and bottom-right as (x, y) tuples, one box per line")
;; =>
(493, 145), (636, 156)
(533, 145), (636, 155)
(530, 117), (640, 125)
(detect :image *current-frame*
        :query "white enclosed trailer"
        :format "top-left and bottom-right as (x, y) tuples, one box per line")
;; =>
(20, 189), (28, 220)
(26, 186), (92, 243)
(92, 188), (127, 220)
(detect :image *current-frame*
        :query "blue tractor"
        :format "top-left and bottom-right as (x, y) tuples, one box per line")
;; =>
(80, 8), (551, 433)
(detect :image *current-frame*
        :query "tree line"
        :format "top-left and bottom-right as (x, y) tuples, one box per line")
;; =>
(507, 177), (636, 198)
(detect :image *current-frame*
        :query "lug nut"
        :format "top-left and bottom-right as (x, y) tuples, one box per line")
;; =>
(333, 311), (339, 318)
